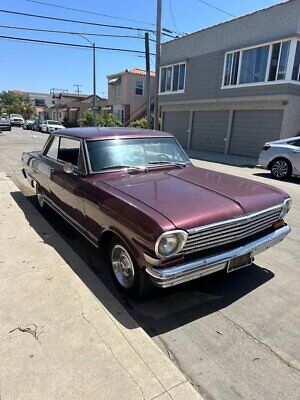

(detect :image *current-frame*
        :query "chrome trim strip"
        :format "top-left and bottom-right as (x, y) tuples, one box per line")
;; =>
(146, 225), (291, 288)
(187, 203), (284, 234)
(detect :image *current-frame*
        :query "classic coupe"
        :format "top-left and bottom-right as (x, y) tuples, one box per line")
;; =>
(22, 128), (292, 296)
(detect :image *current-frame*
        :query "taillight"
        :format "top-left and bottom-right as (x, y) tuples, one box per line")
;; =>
(263, 144), (271, 151)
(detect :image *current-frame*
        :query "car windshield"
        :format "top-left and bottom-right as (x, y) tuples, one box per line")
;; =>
(86, 137), (190, 172)
(47, 120), (61, 125)
(11, 114), (22, 118)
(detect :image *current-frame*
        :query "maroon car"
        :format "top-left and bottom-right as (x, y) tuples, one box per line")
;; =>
(22, 128), (292, 296)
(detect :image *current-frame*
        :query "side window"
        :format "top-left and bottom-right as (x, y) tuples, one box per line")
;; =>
(288, 139), (300, 147)
(58, 137), (85, 171)
(44, 136), (59, 160)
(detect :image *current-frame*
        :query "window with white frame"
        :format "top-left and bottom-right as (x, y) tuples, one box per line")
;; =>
(160, 62), (186, 93)
(114, 84), (121, 96)
(292, 41), (300, 81)
(135, 80), (144, 95)
(222, 40), (292, 87)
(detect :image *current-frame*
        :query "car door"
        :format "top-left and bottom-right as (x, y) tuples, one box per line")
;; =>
(49, 136), (87, 229)
(288, 139), (300, 173)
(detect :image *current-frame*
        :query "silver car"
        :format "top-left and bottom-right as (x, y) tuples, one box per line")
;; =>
(258, 137), (300, 179)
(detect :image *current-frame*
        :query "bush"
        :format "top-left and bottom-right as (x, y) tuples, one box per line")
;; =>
(79, 111), (122, 127)
(129, 114), (160, 130)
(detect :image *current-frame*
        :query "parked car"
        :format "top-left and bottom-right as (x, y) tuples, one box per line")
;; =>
(0, 115), (12, 131)
(41, 120), (65, 133)
(23, 119), (35, 130)
(10, 114), (24, 127)
(259, 137), (300, 180)
(32, 119), (43, 132)
(22, 128), (291, 296)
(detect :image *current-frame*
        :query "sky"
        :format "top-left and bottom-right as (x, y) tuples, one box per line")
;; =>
(0, 0), (284, 97)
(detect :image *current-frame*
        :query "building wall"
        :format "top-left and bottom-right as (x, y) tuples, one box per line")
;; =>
(108, 72), (155, 121)
(159, 50), (300, 105)
(161, 0), (300, 65)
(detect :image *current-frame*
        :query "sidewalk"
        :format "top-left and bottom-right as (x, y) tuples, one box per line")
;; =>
(0, 173), (202, 400)
(187, 149), (258, 167)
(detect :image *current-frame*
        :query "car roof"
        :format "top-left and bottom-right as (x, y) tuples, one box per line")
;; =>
(268, 136), (300, 144)
(53, 127), (174, 140)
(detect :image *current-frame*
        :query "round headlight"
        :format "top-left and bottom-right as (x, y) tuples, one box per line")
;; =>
(158, 234), (179, 257)
(280, 198), (292, 219)
(155, 230), (188, 258)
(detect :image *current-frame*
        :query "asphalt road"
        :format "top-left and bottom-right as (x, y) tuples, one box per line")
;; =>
(1, 127), (299, 400)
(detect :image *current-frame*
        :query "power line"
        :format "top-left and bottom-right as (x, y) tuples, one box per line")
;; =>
(168, 0), (181, 35)
(0, 24), (156, 41)
(0, 8), (177, 38)
(0, 34), (155, 55)
(25, 0), (178, 36)
(0, 8), (156, 33)
(25, 0), (156, 27)
(196, 0), (236, 18)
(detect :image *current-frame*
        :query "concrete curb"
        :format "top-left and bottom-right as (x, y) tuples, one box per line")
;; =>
(0, 173), (203, 400)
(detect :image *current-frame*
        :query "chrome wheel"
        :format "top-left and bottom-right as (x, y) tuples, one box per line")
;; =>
(271, 160), (289, 178)
(111, 244), (135, 289)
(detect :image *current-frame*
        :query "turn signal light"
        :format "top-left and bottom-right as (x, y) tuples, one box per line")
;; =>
(263, 144), (271, 151)
(273, 219), (285, 230)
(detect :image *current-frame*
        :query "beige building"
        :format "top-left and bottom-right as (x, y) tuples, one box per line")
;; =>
(47, 94), (107, 126)
(107, 68), (155, 124)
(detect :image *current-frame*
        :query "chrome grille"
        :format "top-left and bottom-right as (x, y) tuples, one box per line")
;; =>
(181, 205), (282, 255)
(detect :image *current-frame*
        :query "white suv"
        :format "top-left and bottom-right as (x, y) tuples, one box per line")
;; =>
(41, 120), (65, 133)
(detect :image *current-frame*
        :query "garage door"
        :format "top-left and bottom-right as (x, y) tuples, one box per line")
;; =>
(229, 110), (283, 157)
(191, 111), (229, 153)
(163, 111), (190, 147)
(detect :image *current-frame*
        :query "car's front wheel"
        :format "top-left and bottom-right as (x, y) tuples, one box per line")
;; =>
(108, 238), (151, 297)
(270, 158), (292, 180)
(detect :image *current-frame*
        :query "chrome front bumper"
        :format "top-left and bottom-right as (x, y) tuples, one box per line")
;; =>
(145, 225), (291, 288)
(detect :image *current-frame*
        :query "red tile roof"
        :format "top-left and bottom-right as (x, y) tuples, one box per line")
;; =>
(127, 68), (155, 77)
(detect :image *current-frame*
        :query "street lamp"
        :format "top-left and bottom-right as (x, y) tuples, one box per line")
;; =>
(73, 34), (97, 127)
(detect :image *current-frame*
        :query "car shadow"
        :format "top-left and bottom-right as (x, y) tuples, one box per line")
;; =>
(253, 172), (300, 184)
(10, 191), (274, 335)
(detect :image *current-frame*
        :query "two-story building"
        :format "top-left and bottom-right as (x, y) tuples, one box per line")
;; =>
(107, 68), (155, 124)
(159, 0), (300, 158)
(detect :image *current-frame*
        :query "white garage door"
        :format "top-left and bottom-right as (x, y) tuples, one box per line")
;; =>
(191, 111), (229, 153)
(163, 111), (190, 148)
(229, 110), (283, 157)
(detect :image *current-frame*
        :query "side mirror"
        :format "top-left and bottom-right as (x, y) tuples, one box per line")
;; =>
(63, 162), (75, 174)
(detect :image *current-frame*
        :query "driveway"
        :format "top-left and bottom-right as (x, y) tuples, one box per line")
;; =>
(1, 128), (299, 400)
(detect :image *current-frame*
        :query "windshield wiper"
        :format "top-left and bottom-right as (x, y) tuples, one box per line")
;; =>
(100, 165), (145, 171)
(148, 161), (186, 167)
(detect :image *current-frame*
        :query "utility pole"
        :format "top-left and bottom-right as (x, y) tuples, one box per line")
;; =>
(92, 42), (97, 127)
(154, 0), (162, 130)
(73, 34), (97, 127)
(144, 32), (151, 129)
(73, 84), (82, 94)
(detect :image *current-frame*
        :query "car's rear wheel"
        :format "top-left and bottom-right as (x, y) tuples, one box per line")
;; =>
(108, 237), (151, 297)
(270, 158), (292, 180)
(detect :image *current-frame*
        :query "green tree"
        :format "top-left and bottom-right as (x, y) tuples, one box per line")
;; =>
(0, 91), (35, 118)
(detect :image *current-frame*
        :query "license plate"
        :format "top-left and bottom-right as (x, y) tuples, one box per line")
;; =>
(227, 253), (252, 273)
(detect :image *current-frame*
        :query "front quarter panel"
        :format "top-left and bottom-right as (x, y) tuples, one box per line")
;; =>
(81, 177), (175, 264)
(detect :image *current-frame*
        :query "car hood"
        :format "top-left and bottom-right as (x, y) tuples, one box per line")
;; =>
(99, 165), (288, 230)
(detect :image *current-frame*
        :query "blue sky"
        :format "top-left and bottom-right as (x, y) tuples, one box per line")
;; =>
(0, 0), (283, 97)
